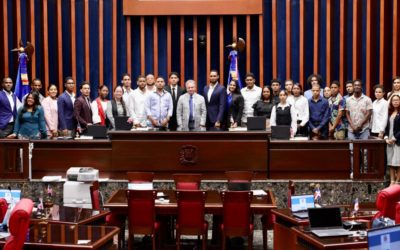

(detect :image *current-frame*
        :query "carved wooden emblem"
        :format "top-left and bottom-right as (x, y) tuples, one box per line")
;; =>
(179, 145), (198, 165)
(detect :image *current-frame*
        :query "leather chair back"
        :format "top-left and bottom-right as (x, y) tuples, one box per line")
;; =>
(374, 185), (400, 220)
(0, 198), (8, 222)
(173, 174), (202, 190)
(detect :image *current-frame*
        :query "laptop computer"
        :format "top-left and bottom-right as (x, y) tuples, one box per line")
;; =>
(86, 125), (108, 139)
(114, 116), (132, 131)
(368, 224), (400, 250)
(308, 207), (353, 237)
(271, 125), (290, 140)
(291, 194), (315, 219)
(247, 117), (266, 130)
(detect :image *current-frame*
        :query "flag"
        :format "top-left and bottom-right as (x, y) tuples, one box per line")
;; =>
(14, 52), (31, 101)
(314, 187), (321, 203)
(47, 185), (53, 197)
(227, 50), (243, 89)
(353, 198), (359, 213)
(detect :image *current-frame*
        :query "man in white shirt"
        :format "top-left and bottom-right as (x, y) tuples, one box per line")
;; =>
(241, 72), (262, 125)
(130, 75), (149, 128)
(371, 85), (388, 138)
(146, 74), (156, 92)
(0, 78), (22, 138)
(91, 85), (109, 126)
(121, 73), (133, 104)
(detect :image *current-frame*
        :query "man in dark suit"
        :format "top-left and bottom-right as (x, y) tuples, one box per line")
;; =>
(58, 77), (76, 137)
(203, 70), (227, 130)
(74, 81), (93, 134)
(0, 78), (21, 138)
(164, 72), (186, 131)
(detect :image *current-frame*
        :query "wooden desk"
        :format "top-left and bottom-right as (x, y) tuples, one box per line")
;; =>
(292, 227), (368, 250)
(0, 139), (29, 179)
(109, 131), (269, 179)
(104, 189), (276, 215)
(31, 205), (110, 225)
(272, 208), (375, 250)
(0, 224), (119, 249)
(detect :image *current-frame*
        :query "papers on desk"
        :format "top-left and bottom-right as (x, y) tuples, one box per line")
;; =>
(42, 176), (62, 182)
(155, 198), (170, 204)
(290, 137), (309, 141)
(77, 240), (91, 245)
(75, 135), (93, 140)
(252, 190), (267, 196)
(228, 127), (247, 132)
(131, 127), (149, 131)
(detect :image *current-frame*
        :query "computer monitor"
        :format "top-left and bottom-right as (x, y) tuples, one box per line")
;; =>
(291, 194), (314, 212)
(368, 224), (400, 250)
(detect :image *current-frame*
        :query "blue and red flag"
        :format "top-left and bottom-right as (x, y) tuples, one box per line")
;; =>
(14, 52), (31, 101)
(227, 50), (243, 89)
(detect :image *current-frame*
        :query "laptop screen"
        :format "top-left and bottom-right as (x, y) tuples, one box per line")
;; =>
(291, 194), (315, 212)
(368, 224), (400, 250)
(308, 207), (343, 228)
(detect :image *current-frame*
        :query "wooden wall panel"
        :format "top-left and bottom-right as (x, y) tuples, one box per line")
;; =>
(43, 0), (49, 90)
(180, 16), (185, 84)
(99, 0), (104, 84)
(339, 0), (346, 94)
(299, 0), (304, 87)
(313, 0), (319, 73)
(246, 15), (251, 73)
(259, 15), (264, 87)
(57, 0), (63, 89)
(71, 0), (77, 84)
(393, 0), (399, 77)
(193, 17), (198, 84)
(352, 0), (361, 79)
(206, 17), (211, 84)
(29, 0), (36, 80)
(326, 0), (332, 85)
(219, 16), (224, 85)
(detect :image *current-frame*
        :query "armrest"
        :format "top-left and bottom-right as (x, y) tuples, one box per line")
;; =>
(395, 201), (400, 224)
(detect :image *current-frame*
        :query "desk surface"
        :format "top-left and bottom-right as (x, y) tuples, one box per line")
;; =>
(104, 189), (276, 214)
(0, 224), (119, 249)
(31, 205), (110, 225)
(292, 227), (368, 249)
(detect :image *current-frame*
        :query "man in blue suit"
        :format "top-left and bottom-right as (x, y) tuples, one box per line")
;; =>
(58, 77), (76, 137)
(203, 70), (227, 130)
(0, 78), (21, 138)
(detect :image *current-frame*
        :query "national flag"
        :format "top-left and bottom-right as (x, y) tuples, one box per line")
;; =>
(227, 50), (243, 89)
(14, 52), (31, 101)
(314, 188), (321, 203)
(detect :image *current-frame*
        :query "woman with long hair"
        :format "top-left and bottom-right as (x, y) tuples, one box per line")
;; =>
(385, 94), (400, 185)
(388, 77), (400, 102)
(253, 85), (274, 132)
(106, 85), (132, 130)
(226, 80), (244, 128)
(292, 84), (309, 136)
(41, 84), (59, 138)
(7, 91), (47, 139)
(270, 90), (297, 138)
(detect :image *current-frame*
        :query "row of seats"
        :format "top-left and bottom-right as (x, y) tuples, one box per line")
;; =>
(90, 171), (260, 249)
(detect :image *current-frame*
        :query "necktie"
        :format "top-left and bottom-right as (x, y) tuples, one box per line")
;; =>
(172, 87), (176, 101)
(189, 95), (193, 121)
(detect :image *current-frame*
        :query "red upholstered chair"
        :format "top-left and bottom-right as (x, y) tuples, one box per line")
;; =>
(126, 190), (160, 250)
(3, 198), (34, 250)
(396, 202), (400, 224)
(220, 191), (254, 250)
(0, 198), (8, 222)
(175, 190), (208, 250)
(173, 174), (202, 190)
(373, 185), (400, 222)
(225, 171), (253, 183)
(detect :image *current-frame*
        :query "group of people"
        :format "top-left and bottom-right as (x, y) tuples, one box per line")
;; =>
(0, 71), (399, 180)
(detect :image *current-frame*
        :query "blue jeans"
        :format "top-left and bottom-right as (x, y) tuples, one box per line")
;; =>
(348, 129), (370, 140)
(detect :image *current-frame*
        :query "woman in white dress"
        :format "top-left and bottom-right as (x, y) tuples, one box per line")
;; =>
(385, 94), (400, 185)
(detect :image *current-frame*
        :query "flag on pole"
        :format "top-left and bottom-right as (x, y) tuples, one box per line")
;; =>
(227, 50), (243, 89)
(314, 187), (321, 204)
(14, 52), (31, 101)
(353, 198), (359, 214)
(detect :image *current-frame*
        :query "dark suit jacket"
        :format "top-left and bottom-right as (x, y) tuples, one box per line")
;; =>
(0, 91), (17, 129)
(74, 96), (93, 129)
(385, 113), (400, 146)
(164, 85), (186, 130)
(57, 91), (76, 130)
(203, 83), (227, 124)
(227, 93), (244, 126)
